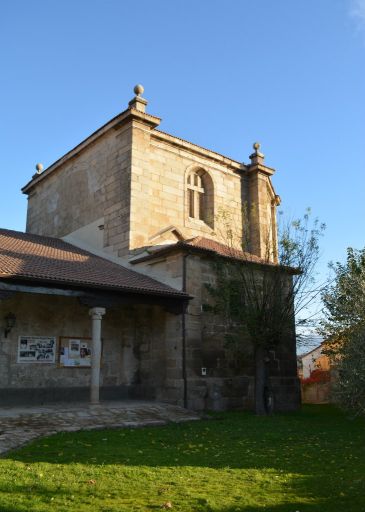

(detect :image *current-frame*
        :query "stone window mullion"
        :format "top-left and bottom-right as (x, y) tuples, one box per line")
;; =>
(187, 170), (213, 228)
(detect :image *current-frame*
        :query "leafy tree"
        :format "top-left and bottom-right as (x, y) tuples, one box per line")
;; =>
(206, 208), (325, 415)
(331, 328), (365, 416)
(321, 247), (365, 415)
(321, 248), (365, 343)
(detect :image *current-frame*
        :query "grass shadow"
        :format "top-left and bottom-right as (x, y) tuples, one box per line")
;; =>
(1, 406), (364, 511)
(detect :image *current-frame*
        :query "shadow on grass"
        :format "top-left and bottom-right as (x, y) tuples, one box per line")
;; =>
(4, 405), (364, 470)
(1, 406), (364, 511)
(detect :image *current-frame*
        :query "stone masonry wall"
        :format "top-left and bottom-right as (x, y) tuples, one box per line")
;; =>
(24, 105), (278, 262)
(183, 254), (254, 410)
(128, 123), (249, 255)
(134, 250), (300, 412)
(183, 254), (300, 411)
(0, 293), (169, 405)
(26, 124), (133, 258)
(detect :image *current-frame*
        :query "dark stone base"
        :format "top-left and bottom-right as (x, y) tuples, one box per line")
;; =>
(186, 375), (301, 412)
(270, 376), (302, 412)
(0, 376), (301, 412)
(0, 386), (130, 406)
(186, 376), (254, 411)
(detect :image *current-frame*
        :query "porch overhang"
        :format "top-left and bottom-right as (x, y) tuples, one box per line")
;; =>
(0, 278), (190, 315)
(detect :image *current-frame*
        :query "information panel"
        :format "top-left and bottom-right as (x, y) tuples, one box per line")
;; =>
(58, 336), (92, 367)
(17, 336), (56, 363)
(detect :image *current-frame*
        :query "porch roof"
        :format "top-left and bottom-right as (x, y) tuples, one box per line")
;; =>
(131, 236), (300, 275)
(0, 228), (188, 299)
(131, 236), (269, 264)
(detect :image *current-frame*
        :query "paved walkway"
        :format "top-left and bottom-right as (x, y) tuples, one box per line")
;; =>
(0, 401), (201, 456)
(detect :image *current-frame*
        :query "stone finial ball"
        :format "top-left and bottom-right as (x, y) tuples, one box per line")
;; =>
(134, 84), (144, 96)
(35, 163), (44, 173)
(253, 142), (261, 151)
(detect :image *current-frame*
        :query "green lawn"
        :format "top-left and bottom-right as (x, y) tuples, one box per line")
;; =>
(0, 405), (364, 511)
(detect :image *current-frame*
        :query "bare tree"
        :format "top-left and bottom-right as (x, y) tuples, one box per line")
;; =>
(206, 208), (325, 415)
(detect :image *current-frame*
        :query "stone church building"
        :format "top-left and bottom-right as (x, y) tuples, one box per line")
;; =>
(0, 86), (300, 410)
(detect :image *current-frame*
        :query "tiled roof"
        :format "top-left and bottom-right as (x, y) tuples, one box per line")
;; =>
(133, 236), (300, 274)
(182, 236), (267, 263)
(184, 237), (300, 274)
(131, 236), (271, 265)
(0, 228), (187, 298)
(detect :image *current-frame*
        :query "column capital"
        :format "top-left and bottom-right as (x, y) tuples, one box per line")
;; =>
(89, 307), (106, 320)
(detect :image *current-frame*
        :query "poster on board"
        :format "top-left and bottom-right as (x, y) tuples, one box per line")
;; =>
(59, 337), (92, 367)
(17, 336), (56, 363)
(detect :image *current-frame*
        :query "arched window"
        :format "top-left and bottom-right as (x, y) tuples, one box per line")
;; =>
(186, 169), (214, 228)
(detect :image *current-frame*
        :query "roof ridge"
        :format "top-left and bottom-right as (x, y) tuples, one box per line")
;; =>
(0, 228), (100, 258)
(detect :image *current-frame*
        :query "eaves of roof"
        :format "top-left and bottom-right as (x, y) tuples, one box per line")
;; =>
(0, 274), (190, 300)
(131, 237), (300, 275)
(21, 108), (250, 195)
(21, 107), (161, 194)
(152, 130), (246, 171)
(0, 228), (190, 300)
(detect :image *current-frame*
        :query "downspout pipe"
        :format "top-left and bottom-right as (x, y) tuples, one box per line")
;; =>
(182, 254), (188, 408)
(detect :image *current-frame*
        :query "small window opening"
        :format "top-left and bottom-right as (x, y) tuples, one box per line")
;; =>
(186, 169), (214, 228)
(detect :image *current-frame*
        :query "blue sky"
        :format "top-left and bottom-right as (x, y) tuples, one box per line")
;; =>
(1, 0), (364, 284)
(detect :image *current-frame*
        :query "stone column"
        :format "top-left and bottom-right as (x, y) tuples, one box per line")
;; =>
(89, 307), (106, 404)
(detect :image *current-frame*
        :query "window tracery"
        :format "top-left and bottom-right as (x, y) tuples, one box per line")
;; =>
(186, 169), (214, 228)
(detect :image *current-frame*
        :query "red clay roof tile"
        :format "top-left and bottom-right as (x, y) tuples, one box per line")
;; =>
(183, 236), (267, 262)
(132, 236), (271, 265)
(0, 228), (187, 298)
